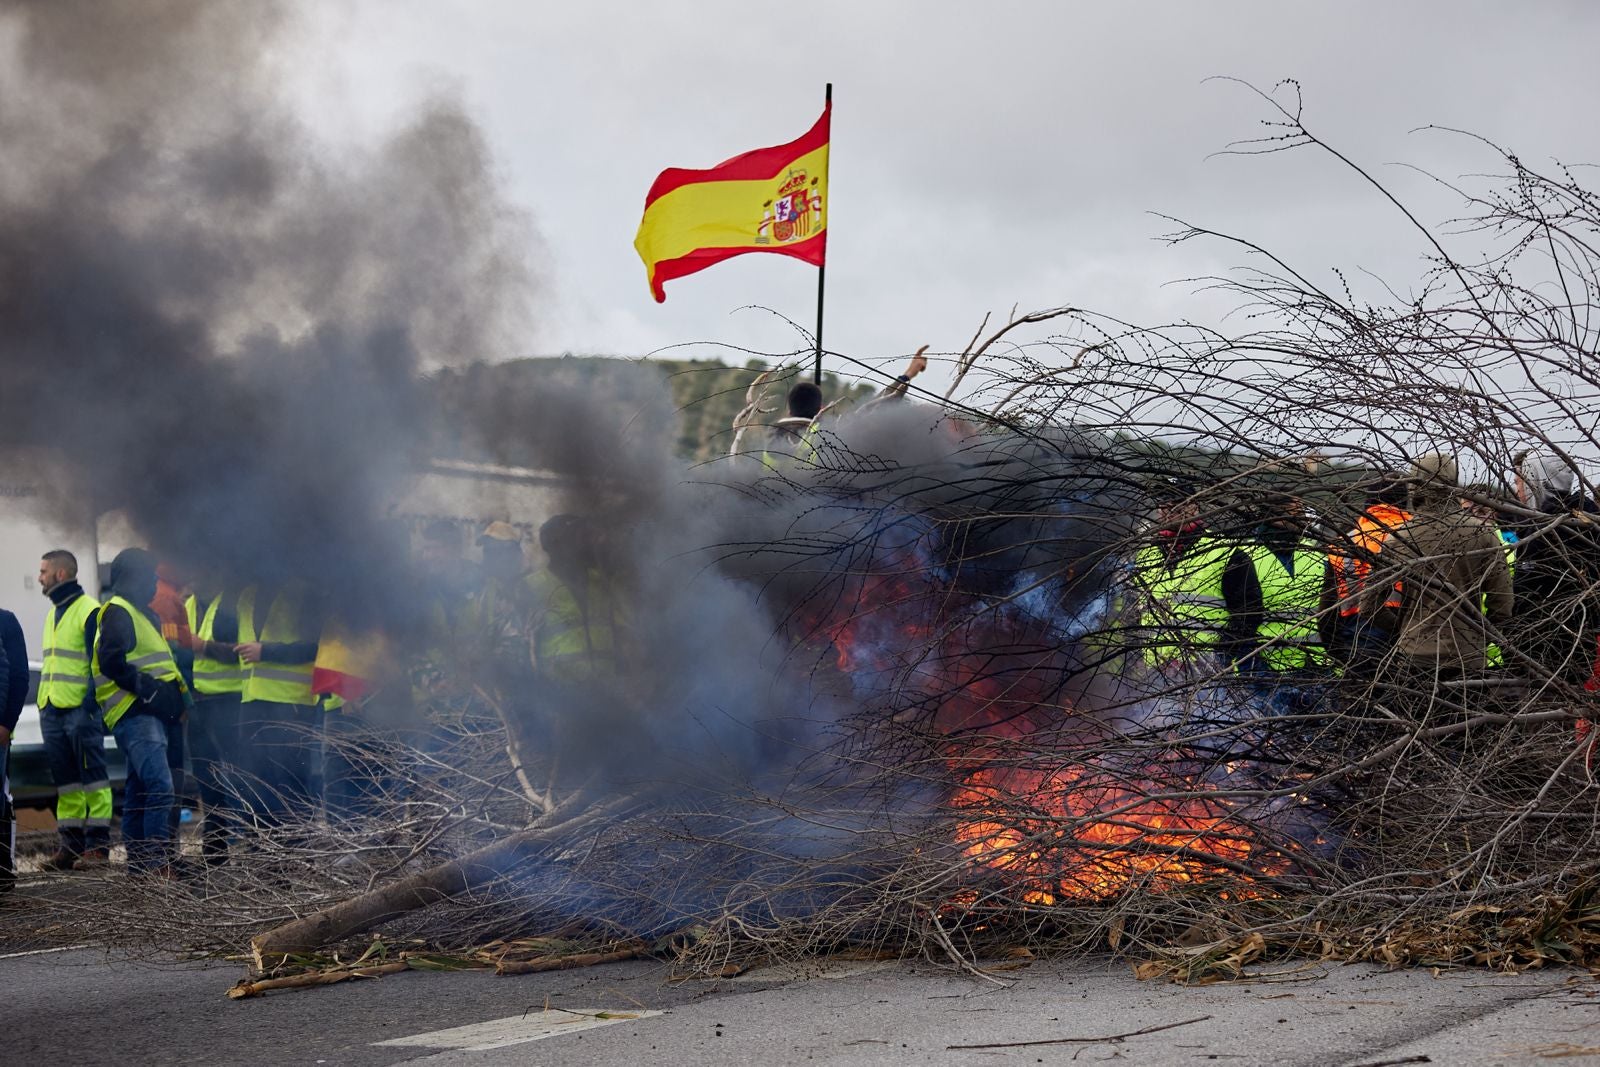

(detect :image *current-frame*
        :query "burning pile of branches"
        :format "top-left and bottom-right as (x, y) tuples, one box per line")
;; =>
(18, 78), (1600, 989)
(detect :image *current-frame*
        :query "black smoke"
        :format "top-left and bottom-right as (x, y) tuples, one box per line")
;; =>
(0, 1), (534, 622)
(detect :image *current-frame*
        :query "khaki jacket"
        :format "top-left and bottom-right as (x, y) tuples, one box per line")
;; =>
(1360, 488), (1513, 670)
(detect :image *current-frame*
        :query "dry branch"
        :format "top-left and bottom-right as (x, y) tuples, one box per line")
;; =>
(248, 803), (621, 970)
(493, 941), (648, 975)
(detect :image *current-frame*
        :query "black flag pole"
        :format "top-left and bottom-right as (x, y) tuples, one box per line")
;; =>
(812, 82), (832, 385)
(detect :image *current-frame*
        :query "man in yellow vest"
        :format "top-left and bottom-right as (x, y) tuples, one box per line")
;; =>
(93, 549), (189, 876)
(1227, 498), (1330, 676)
(35, 550), (112, 871)
(761, 381), (824, 469)
(528, 515), (628, 687)
(185, 584), (244, 863)
(235, 581), (323, 828)
(1133, 483), (1245, 676)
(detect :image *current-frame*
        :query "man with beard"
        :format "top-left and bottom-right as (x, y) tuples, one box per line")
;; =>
(35, 550), (110, 871)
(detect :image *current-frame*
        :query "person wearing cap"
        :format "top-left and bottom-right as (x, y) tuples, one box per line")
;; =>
(1360, 453), (1512, 687)
(466, 522), (536, 660)
(479, 522), (528, 597)
(1510, 452), (1600, 686)
(92, 549), (190, 876)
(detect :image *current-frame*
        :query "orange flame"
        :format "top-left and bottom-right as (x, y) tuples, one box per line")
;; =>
(952, 763), (1284, 902)
(802, 550), (1293, 904)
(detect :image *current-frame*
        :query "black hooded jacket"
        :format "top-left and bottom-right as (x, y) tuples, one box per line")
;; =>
(97, 553), (184, 721)
(1, 609), (27, 735)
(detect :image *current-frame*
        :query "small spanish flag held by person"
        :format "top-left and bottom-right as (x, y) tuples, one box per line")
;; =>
(634, 102), (830, 302)
(312, 622), (389, 704)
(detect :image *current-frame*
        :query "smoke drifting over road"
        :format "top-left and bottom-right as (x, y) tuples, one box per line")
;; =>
(0, 1), (1141, 815)
(0, 0), (534, 617)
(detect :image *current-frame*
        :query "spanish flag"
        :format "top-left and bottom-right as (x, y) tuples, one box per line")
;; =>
(312, 622), (389, 703)
(634, 104), (829, 302)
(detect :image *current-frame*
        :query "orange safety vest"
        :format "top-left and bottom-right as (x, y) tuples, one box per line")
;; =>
(1329, 503), (1412, 617)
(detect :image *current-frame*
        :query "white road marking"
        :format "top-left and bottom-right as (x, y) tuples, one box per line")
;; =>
(0, 944), (91, 960)
(373, 1008), (664, 1053)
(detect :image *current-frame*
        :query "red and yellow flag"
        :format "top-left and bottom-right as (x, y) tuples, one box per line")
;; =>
(312, 622), (389, 703)
(634, 104), (829, 302)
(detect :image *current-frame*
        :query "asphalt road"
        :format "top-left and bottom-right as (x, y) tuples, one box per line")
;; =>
(4, 933), (1598, 1066)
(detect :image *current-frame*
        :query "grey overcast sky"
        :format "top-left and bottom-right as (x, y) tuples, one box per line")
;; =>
(289, 1), (1600, 383)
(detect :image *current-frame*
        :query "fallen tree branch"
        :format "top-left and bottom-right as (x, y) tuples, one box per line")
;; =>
(494, 941), (648, 975)
(249, 802), (626, 972)
(946, 1014), (1213, 1050)
(227, 960), (411, 999)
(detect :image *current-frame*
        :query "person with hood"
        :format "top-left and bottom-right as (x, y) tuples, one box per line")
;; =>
(1225, 495), (1329, 674)
(1, 604), (28, 894)
(1510, 452), (1600, 686)
(1362, 453), (1512, 684)
(92, 548), (190, 876)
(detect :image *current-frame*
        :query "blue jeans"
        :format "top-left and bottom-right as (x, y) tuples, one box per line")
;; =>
(111, 712), (175, 872)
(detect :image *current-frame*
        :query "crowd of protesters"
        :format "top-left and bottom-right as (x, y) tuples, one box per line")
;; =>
(1131, 450), (1600, 727)
(0, 513), (620, 887)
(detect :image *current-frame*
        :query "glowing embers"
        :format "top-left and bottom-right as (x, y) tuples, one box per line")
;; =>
(951, 761), (1287, 903)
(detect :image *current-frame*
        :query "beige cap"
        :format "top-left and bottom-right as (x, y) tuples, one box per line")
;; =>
(1411, 450), (1459, 488)
(480, 520), (520, 544)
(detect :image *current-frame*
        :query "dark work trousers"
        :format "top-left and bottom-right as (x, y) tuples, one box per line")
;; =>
(164, 715), (188, 844)
(190, 693), (244, 860)
(240, 700), (324, 830)
(323, 704), (386, 829)
(40, 703), (113, 855)
(2, 742), (15, 892)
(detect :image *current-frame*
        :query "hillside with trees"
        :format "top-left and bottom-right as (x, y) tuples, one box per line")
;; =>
(425, 356), (877, 466)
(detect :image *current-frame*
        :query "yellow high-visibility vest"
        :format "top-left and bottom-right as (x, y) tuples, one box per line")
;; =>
(241, 587), (317, 706)
(92, 596), (183, 729)
(529, 568), (623, 682)
(1245, 543), (1327, 671)
(1134, 538), (1234, 666)
(38, 592), (100, 709)
(188, 594), (245, 696)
